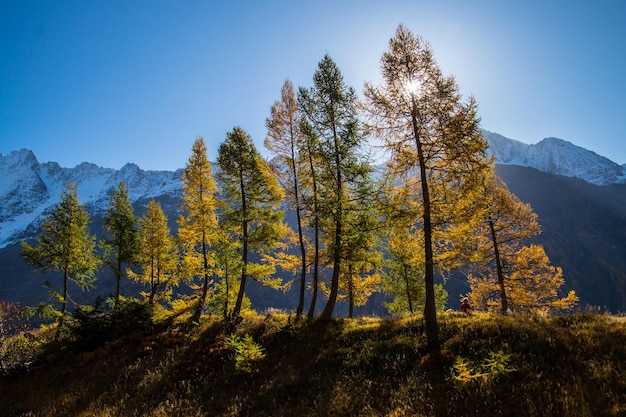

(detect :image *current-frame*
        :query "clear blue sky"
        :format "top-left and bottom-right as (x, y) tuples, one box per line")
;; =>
(1, 0), (625, 171)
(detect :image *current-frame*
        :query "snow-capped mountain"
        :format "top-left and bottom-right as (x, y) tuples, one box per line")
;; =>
(482, 130), (626, 186)
(0, 149), (182, 249)
(1, 130), (624, 249)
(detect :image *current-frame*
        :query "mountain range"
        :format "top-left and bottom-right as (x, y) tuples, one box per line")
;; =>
(1, 130), (626, 313)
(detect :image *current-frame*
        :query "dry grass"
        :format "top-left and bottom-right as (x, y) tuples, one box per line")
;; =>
(2, 311), (626, 416)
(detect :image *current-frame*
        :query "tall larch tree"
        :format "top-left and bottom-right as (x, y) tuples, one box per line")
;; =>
(298, 54), (371, 321)
(101, 181), (139, 308)
(300, 118), (323, 320)
(217, 126), (287, 320)
(363, 25), (491, 354)
(129, 199), (177, 305)
(265, 80), (309, 317)
(21, 183), (100, 339)
(468, 172), (578, 314)
(177, 137), (220, 322)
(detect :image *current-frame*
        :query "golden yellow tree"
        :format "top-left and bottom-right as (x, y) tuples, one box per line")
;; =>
(363, 25), (491, 353)
(265, 80), (310, 318)
(469, 244), (578, 315)
(177, 137), (219, 322)
(468, 172), (577, 314)
(129, 199), (178, 305)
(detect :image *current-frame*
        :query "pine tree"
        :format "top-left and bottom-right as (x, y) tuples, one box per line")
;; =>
(100, 181), (139, 308)
(217, 126), (287, 320)
(129, 199), (177, 305)
(363, 25), (491, 354)
(265, 80), (309, 317)
(177, 137), (219, 322)
(21, 183), (100, 339)
(298, 54), (371, 321)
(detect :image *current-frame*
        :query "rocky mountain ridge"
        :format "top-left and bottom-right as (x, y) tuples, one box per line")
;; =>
(482, 130), (626, 185)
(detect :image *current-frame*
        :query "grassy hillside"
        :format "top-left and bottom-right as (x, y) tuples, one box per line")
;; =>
(2, 310), (626, 417)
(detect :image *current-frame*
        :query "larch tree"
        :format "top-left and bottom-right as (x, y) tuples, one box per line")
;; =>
(265, 80), (309, 317)
(100, 181), (139, 308)
(129, 199), (178, 305)
(363, 25), (491, 354)
(339, 175), (383, 318)
(217, 126), (287, 320)
(379, 177), (448, 316)
(21, 183), (100, 339)
(467, 172), (578, 314)
(210, 226), (243, 320)
(298, 54), (371, 321)
(177, 137), (220, 322)
(317, 176), (383, 318)
(300, 118), (323, 320)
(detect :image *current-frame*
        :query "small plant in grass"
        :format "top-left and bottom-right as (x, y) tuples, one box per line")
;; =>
(224, 333), (265, 373)
(452, 350), (516, 383)
(452, 356), (486, 382)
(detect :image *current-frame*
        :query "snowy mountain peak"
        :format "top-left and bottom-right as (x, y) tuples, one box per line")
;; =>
(0, 148), (40, 171)
(482, 130), (626, 186)
(0, 151), (181, 248)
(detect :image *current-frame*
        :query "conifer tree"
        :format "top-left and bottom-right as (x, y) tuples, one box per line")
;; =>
(129, 199), (177, 305)
(379, 177), (448, 315)
(217, 126), (287, 320)
(177, 137), (219, 322)
(363, 25), (491, 354)
(101, 181), (139, 308)
(340, 176), (383, 318)
(211, 226), (243, 320)
(21, 183), (100, 339)
(300, 118), (323, 320)
(298, 54), (371, 321)
(265, 80), (309, 317)
(467, 172), (578, 314)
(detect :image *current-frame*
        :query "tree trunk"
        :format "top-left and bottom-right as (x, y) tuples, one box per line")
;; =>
(295, 200), (307, 318)
(404, 264), (414, 314)
(488, 218), (509, 315)
(412, 104), (441, 356)
(320, 121), (343, 321)
(56, 268), (69, 340)
(115, 245), (122, 308)
(348, 265), (354, 319)
(307, 150), (320, 321)
(232, 178), (248, 319)
(307, 213), (320, 321)
(193, 236), (210, 322)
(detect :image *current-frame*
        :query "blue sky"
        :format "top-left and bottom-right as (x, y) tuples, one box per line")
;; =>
(1, 1), (625, 171)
